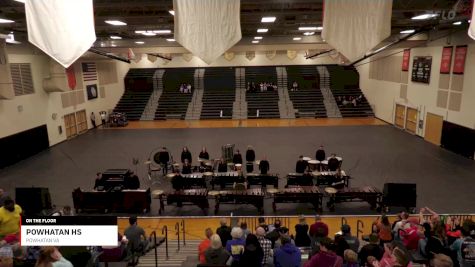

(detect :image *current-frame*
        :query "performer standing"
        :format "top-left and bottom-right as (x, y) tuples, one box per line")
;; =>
(233, 150), (243, 165)
(259, 156), (270, 175)
(199, 147), (210, 160)
(295, 155), (308, 173)
(182, 159), (192, 174)
(327, 154), (340, 172)
(158, 147), (170, 175)
(181, 146), (192, 164)
(217, 158), (228, 173)
(315, 145), (326, 161)
(245, 145), (256, 173)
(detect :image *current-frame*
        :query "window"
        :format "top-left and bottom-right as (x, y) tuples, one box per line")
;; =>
(10, 63), (34, 96)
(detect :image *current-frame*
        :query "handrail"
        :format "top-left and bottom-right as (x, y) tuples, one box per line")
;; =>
(357, 220), (364, 239)
(161, 225), (169, 260)
(175, 222), (180, 252)
(341, 217), (347, 227)
(180, 219), (186, 246)
(149, 231), (159, 267)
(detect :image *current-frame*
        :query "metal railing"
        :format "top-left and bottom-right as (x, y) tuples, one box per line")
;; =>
(149, 230), (159, 267)
(161, 225), (169, 260)
(180, 219), (186, 246)
(175, 222), (180, 252)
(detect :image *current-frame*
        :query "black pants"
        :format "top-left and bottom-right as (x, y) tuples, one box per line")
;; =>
(91, 120), (96, 128)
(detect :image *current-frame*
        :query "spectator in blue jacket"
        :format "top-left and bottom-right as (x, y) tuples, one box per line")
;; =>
(274, 236), (301, 267)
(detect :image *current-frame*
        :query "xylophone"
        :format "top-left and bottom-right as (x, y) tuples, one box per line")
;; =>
(326, 186), (383, 212)
(246, 173), (279, 188)
(210, 171), (244, 189)
(286, 173), (314, 187)
(211, 188), (265, 214)
(160, 189), (209, 215)
(181, 173), (207, 188)
(313, 170), (350, 187)
(271, 186), (323, 212)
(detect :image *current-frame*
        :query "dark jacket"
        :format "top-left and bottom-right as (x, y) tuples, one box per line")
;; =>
(239, 243), (264, 267)
(158, 151), (170, 164)
(233, 154), (243, 165)
(295, 160), (308, 173)
(199, 151), (210, 160)
(358, 244), (383, 266)
(216, 226), (232, 247)
(259, 160), (270, 175)
(181, 151), (192, 164)
(295, 224), (311, 247)
(315, 149), (326, 161)
(246, 149), (255, 162)
(204, 247), (230, 265)
(274, 243), (301, 267)
(328, 158), (340, 171)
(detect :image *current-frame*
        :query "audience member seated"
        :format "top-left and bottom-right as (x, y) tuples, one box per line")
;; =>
(93, 172), (104, 190)
(0, 197), (22, 239)
(99, 233), (128, 262)
(315, 146), (325, 162)
(239, 234), (264, 266)
(124, 216), (149, 256)
(305, 237), (343, 267)
(182, 159), (192, 174)
(274, 235), (301, 267)
(368, 243), (411, 267)
(125, 171), (140, 189)
(35, 247), (73, 267)
(204, 234), (230, 266)
(341, 224), (360, 253)
(217, 158), (228, 173)
(256, 227), (272, 266)
(295, 155), (308, 174)
(343, 249), (359, 267)
(295, 215), (311, 247)
(181, 146), (192, 164)
(291, 81), (299, 91)
(199, 147), (210, 160)
(198, 228), (213, 264)
(225, 227), (245, 264)
(233, 150), (243, 165)
(259, 156), (270, 175)
(358, 234), (383, 266)
(327, 154), (340, 171)
(216, 218), (232, 247)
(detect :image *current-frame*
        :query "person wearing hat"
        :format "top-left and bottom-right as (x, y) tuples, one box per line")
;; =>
(205, 234), (230, 265)
(358, 233), (383, 266)
(341, 224), (360, 253)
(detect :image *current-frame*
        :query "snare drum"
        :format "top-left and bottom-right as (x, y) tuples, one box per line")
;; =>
(303, 157), (311, 162)
(235, 163), (242, 171)
(227, 162), (235, 172)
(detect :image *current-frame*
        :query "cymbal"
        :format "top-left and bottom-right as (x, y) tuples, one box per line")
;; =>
(144, 161), (152, 165)
(151, 190), (164, 198)
(312, 171), (321, 176)
(173, 163), (180, 167)
(325, 187), (337, 194)
(235, 164), (242, 167)
(255, 160), (260, 164)
(303, 157), (311, 161)
(203, 172), (214, 176)
(166, 173), (176, 179)
(308, 160), (319, 164)
(208, 191), (220, 196)
(219, 191), (228, 195)
(227, 162), (235, 166)
(266, 188), (280, 194)
(205, 162), (213, 166)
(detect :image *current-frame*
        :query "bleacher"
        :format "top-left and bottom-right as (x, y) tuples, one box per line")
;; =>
(327, 65), (374, 117)
(245, 66), (280, 118)
(201, 67), (235, 119)
(286, 66), (326, 118)
(113, 69), (155, 120)
(155, 68), (195, 120)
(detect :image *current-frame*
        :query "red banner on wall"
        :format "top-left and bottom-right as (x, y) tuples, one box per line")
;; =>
(440, 46), (453, 74)
(452, 45), (468, 74)
(402, 49), (410, 71)
(66, 65), (76, 90)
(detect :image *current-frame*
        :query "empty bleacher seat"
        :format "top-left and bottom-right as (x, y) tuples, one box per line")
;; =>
(201, 67), (235, 119)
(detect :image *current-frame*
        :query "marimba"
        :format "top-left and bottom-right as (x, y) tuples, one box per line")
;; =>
(246, 173), (279, 188)
(211, 188), (265, 214)
(326, 186), (383, 212)
(271, 186), (323, 212)
(160, 189), (209, 215)
(211, 171), (244, 189)
(181, 173), (207, 188)
(286, 173), (314, 187)
(313, 170), (350, 187)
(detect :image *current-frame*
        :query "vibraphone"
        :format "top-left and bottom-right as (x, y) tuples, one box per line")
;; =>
(326, 186), (383, 211)
(246, 173), (279, 188)
(210, 171), (244, 189)
(212, 188), (265, 214)
(181, 173), (207, 188)
(160, 189), (209, 215)
(272, 186), (323, 212)
(314, 170), (350, 187)
(286, 173), (314, 187)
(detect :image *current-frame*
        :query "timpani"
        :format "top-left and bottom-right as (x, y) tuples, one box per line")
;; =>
(308, 160), (319, 171)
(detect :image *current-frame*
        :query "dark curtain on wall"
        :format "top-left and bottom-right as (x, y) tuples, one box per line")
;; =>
(441, 121), (475, 159)
(0, 125), (49, 169)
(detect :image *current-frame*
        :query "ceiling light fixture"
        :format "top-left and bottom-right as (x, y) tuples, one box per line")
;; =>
(293, 37), (302, 41)
(400, 29), (415, 34)
(254, 36), (263, 40)
(142, 32), (156, 36)
(153, 30), (172, 34)
(453, 21), (462, 25)
(105, 20), (127, 26)
(299, 26), (317, 31)
(252, 40), (259, 44)
(14, 0), (25, 3)
(111, 44), (117, 47)
(316, 26), (323, 31)
(110, 35), (122, 39)
(166, 38), (175, 42)
(257, 28), (268, 33)
(0, 18), (14, 23)
(411, 13), (438, 20)
(169, 10), (175, 16)
(261, 16), (276, 23)
(6, 33), (20, 44)
(303, 32), (315, 36)
(135, 41), (145, 44)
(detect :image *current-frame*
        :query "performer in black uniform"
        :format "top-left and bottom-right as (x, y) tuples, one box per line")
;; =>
(296, 170), (313, 186)
(181, 146), (192, 164)
(199, 147), (209, 160)
(182, 159), (192, 174)
(295, 155), (308, 173)
(327, 154), (340, 171)
(315, 145), (326, 162)
(233, 150), (243, 165)
(217, 158), (228, 173)
(259, 156), (270, 175)
(245, 145), (256, 172)
(158, 147), (170, 175)
(94, 172), (104, 190)
(171, 171), (183, 206)
(125, 171), (140, 189)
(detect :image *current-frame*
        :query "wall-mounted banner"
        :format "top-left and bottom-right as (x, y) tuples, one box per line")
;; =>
(265, 50), (276, 60)
(147, 54), (158, 63)
(245, 51), (255, 61)
(411, 56), (432, 84)
(287, 50), (297, 60)
(66, 66), (76, 90)
(182, 53), (193, 62)
(224, 52), (235, 61)
(453, 45), (468, 74)
(440, 46), (453, 74)
(402, 49), (411, 71)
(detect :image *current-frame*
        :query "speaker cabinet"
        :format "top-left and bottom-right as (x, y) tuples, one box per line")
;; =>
(383, 183), (417, 209)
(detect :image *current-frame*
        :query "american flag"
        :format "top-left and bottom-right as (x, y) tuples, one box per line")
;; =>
(82, 62), (97, 82)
